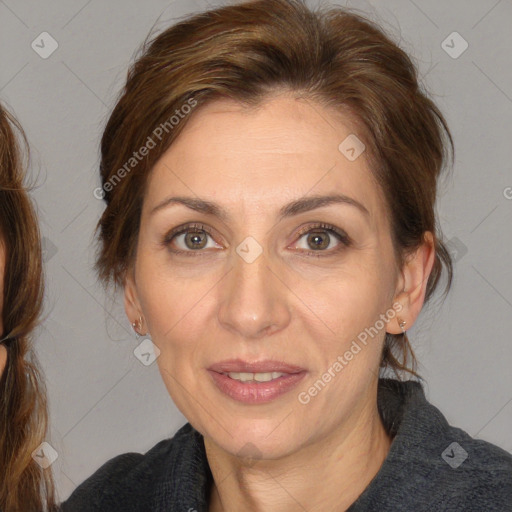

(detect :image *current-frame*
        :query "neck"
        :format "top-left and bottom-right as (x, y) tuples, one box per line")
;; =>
(205, 380), (392, 512)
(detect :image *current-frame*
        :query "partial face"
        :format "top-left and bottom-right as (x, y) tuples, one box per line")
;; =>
(125, 93), (406, 459)
(0, 236), (5, 335)
(0, 236), (6, 374)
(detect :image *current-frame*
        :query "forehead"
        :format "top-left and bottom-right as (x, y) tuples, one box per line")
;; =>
(144, 94), (386, 228)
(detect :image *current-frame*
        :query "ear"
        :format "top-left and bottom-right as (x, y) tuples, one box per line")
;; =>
(124, 267), (143, 328)
(386, 231), (436, 335)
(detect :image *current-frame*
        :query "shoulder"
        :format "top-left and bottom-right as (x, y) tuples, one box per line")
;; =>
(61, 423), (196, 511)
(372, 379), (512, 511)
(430, 425), (512, 511)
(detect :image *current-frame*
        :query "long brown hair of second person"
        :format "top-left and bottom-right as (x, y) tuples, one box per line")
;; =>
(0, 102), (57, 511)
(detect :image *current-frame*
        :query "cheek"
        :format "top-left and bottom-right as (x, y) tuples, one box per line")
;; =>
(134, 249), (212, 349)
(307, 254), (392, 325)
(302, 256), (396, 378)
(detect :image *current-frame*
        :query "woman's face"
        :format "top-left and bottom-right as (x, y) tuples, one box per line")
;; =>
(125, 92), (429, 459)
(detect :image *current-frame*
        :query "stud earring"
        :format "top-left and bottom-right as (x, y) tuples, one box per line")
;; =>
(131, 315), (146, 336)
(397, 317), (407, 333)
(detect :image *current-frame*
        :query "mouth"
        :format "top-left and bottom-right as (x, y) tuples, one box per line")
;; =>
(207, 359), (307, 404)
(208, 358), (306, 374)
(219, 371), (291, 383)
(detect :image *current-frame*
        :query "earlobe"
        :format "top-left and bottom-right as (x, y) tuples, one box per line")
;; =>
(123, 269), (143, 330)
(387, 231), (436, 335)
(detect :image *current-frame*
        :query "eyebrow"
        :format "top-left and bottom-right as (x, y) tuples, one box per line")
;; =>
(150, 193), (370, 221)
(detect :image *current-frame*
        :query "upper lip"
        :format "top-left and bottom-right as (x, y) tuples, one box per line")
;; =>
(208, 359), (306, 374)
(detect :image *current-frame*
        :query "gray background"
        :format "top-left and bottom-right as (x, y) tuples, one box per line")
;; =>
(1, 0), (511, 502)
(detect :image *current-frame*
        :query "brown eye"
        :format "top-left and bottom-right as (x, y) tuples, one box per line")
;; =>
(183, 230), (208, 250)
(163, 223), (222, 256)
(293, 223), (351, 256)
(305, 230), (331, 250)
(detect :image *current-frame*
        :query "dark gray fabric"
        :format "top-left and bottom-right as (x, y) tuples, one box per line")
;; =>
(61, 378), (512, 511)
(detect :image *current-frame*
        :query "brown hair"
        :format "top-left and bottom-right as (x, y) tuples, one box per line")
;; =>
(95, 0), (454, 378)
(0, 103), (57, 511)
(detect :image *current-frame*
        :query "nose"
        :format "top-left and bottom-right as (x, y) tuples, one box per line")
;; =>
(217, 247), (291, 340)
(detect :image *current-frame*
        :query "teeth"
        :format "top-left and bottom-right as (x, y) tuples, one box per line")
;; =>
(226, 372), (286, 382)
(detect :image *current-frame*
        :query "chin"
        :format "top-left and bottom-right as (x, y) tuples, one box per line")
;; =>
(202, 417), (307, 461)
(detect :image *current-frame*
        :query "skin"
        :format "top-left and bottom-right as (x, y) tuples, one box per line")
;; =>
(125, 91), (435, 512)
(0, 237), (7, 376)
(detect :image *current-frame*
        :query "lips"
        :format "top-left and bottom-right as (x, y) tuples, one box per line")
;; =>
(207, 359), (307, 404)
(208, 358), (306, 374)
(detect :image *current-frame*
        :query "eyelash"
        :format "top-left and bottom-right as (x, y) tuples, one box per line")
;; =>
(162, 222), (352, 258)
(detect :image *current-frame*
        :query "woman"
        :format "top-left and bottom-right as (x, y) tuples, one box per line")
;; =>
(0, 103), (57, 511)
(62, 0), (512, 510)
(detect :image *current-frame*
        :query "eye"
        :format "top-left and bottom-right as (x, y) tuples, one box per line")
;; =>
(292, 223), (351, 256)
(162, 222), (351, 258)
(163, 223), (222, 256)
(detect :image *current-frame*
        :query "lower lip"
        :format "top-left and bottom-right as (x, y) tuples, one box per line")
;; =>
(208, 370), (307, 404)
